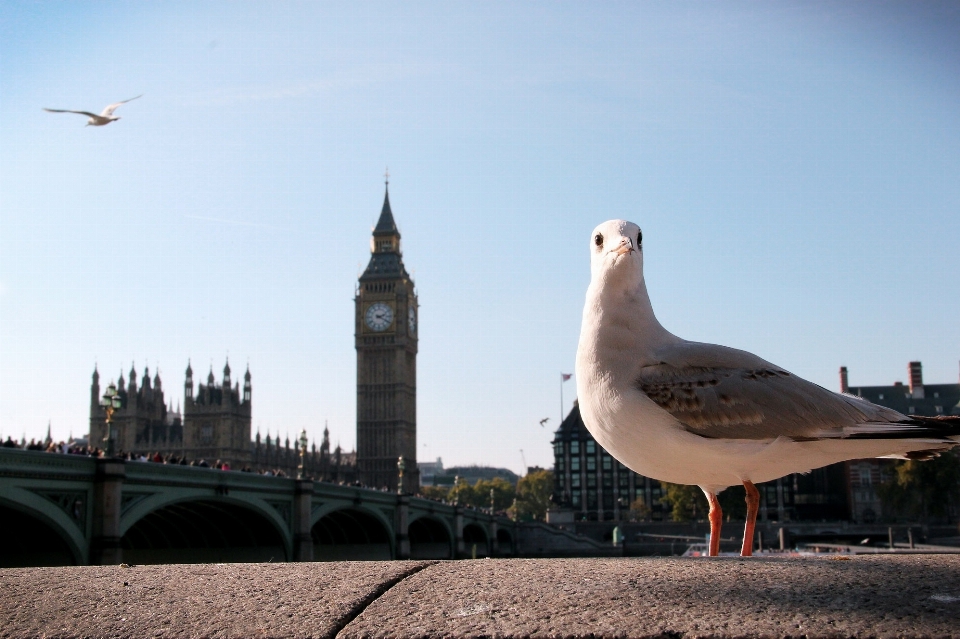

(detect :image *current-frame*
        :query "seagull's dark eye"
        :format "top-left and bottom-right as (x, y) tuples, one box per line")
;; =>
(637, 230), (642, 247)
(594, 233), (603, 248)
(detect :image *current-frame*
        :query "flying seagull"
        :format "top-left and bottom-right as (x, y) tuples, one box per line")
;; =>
(43, 95), (142, 126)
(576, 219), (960, 557)
(539, 418), (550, 428)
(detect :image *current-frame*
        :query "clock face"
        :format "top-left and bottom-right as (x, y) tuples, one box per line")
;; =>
(408, 306), (416, 334)
(364, 302), (394, 332)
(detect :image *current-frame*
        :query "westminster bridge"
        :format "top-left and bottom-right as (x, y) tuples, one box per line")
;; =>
(0, 448), (517, 566)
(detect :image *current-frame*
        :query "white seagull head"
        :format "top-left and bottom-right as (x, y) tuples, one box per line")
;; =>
(589, 219), (644, 290)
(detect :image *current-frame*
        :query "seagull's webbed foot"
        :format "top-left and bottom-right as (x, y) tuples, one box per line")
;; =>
(705, 490), (722, 557)
(741, 480), (760, 556)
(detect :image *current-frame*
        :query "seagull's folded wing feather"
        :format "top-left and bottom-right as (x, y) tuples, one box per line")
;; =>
(638, 341), (924, 441)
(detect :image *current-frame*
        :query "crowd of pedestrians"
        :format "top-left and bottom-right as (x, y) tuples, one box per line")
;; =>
(2, 436), (483, 503)
(0, 436), (292, 476)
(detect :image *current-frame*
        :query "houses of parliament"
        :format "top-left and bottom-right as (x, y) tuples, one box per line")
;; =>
(88, 183), (418, 489)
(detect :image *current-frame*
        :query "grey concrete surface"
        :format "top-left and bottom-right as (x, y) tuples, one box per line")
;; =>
(3, 556), (960, 638)
(0, 561), (431, 639)
(342, 556), (960, 637)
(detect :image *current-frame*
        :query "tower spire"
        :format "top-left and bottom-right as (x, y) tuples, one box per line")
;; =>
(373, 182), (399, 237)
(362, 177), (406, 278)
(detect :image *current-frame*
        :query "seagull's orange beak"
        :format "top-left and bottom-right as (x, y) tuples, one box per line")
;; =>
(614, 239), (634, 255)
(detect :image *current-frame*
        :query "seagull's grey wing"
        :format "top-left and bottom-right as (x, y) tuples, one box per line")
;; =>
(101, 95), (142, 117)
(44, 108), (99, 117)
(638, 341), (918, 441)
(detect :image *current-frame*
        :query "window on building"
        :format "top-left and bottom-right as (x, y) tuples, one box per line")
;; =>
(571, 457), (580, 472)
(570, 440), (580, 455)
(556, 458), (565, 471)
(859, 464), (872, 486)
(200, 423), (213, 444)
(587, 492), (598, 508)
(571, 490), (581, 507)
(585, 440), (596, 454)
(765, 485), (777, 505)
(602, 455), (612, 470)
(933, 392), (940, 398)
(878, 393), (884, 400)
(571, 474), (580, 488)
(908, 406), (915, 413)
(936, 406), (944, 414)
(586, 457), (596, 471)
(587, 475), (597, 488)
(554, 442), (563, 456)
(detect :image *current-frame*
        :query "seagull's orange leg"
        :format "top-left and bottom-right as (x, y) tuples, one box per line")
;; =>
(741, 480), (760, 557)
(706, 491), (722, 557)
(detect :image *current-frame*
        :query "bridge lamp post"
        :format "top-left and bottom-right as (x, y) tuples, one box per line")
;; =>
(490, 487), (495, 515)
(100, 382), (122, 457)
(397, 456), (406, 494)
(297, 429), (308, 479)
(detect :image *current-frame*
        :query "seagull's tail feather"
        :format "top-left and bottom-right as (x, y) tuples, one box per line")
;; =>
(845, 415), (960, 443)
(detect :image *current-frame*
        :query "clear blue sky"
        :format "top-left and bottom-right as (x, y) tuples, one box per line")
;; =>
(1, 1), (958, 474)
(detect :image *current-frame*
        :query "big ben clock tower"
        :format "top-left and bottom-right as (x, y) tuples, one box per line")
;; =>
(355, 179), (419, 492)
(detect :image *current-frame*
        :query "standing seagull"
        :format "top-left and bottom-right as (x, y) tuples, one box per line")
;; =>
(43, 95), (142, 126)
(576, 219), (960, 557)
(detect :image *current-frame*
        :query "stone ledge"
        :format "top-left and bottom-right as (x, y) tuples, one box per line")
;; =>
(3, 556), (960, 638)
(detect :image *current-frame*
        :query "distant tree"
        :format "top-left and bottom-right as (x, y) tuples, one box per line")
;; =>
(448, 476), (477, 507)
(513, 470), (554, 521)
(718, 484), (748, 521)
(877, 450), (960, 523)
(418, 485), (450, 501)
(628, 496), (650, 521)
(660, 482), (755, 522)
(660, 483), (705, 522)
(473, 477), (516, 512)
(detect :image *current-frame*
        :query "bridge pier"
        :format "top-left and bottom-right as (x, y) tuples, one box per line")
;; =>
(395, 494), (410, 559)
(453, 507), (465, 558)
(91, 458), (125, 565)
(489, 520), (499, 557)
(293, 480), (313, 562)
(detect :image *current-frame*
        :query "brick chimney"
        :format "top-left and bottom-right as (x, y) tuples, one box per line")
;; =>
(839, 366), (849, 393)
(908, 361), (924, 399)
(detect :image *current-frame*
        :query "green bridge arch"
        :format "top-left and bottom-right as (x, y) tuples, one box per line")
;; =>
(0, 448), (517, 566)
(0, 492), (87, 566)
